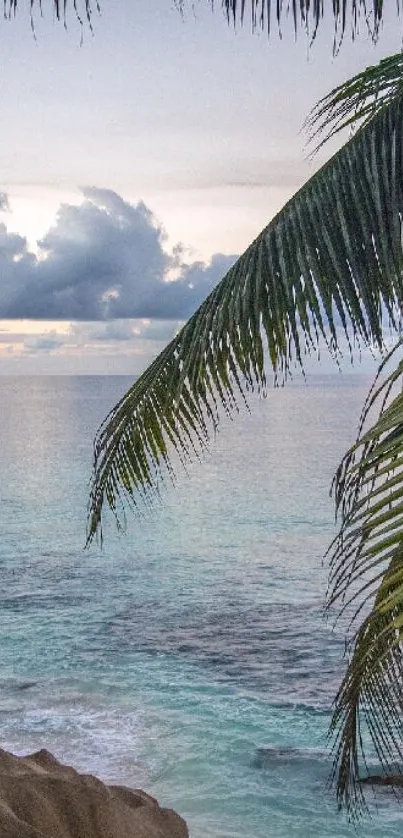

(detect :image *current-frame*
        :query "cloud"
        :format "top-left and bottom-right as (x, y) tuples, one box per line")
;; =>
(73, 319), (179, 344)
(0, 193), (9, 212)
(0, 318), (182, 374)
(90, 321), (136, 342)
(0, 188), (237, 322)
(24, 335), (64, 352)
(135, 319), (180, 342)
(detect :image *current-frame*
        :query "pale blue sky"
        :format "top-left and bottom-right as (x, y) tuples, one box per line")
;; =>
(0, 1), (401, 373)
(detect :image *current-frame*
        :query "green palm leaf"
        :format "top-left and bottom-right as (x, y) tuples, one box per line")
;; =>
(328, 342), (403, 815)
(308, 53), (403, 152)
(88, 88), (403, 543)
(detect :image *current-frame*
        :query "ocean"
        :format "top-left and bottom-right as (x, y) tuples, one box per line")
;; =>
(0, 374), (402, 837)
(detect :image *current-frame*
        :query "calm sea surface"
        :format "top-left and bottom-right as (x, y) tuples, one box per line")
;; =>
(0, 374), (402, 837)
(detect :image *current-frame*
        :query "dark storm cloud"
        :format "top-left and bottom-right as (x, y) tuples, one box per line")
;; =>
(0, 188), (237, 322)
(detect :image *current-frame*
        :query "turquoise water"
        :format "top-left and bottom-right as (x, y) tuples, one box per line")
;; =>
(0, 374), (402, 837)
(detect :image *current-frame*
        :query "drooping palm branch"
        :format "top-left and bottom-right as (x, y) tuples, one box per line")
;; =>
(5, 1), (397, 45)
(5, 0), (96, 27)
(328, 342), (403, 815)
(86, 61), (403, 813)
(88, 72), (403, 545)
(308, 52), (403, 151)
(214, 0), (391, 43)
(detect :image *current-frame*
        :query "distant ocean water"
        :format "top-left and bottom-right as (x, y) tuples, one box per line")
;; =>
(1, 374), (402, 837)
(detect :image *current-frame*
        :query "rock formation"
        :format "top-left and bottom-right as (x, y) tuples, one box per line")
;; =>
(0, 747), (188, 838)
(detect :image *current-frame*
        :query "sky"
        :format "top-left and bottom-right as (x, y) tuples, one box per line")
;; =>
(0, 0), (402, 374)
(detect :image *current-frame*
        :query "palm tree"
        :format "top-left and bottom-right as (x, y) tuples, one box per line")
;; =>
(11, 0), (403, 819)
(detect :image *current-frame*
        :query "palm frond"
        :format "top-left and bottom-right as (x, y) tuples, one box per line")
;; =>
(4, 0), (97, 28)
(329, 551), (403, 817)
(8, 1), (399, 43)
(188, 1), (395, 46)
(88, 90), (403, 544)
(328, 342), (403, 815)
(308, 53), (403, 152)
